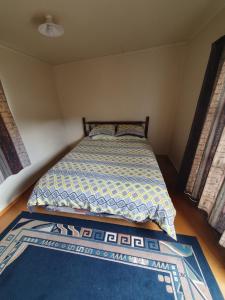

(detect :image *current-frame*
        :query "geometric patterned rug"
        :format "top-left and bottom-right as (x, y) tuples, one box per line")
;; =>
(0, 212), (223, 300)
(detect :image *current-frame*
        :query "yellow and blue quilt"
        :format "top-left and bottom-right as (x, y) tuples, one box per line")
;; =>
(28, 137), (176, 239)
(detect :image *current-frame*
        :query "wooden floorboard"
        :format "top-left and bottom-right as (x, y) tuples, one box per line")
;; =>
(0, 155), (225, 296)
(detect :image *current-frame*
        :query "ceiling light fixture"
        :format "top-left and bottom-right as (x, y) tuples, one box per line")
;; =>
(38, 15), (64, 38)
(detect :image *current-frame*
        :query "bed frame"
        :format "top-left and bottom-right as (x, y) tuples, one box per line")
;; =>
(82, 116), (149, 138)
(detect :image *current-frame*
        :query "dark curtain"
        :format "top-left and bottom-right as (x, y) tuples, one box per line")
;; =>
(0, 114), (22, 174)
(0, 81), (30, 184)
(179, 35), (225, 191)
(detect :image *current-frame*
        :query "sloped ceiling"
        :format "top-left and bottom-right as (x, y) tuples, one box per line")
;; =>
(0, 0), (224, 64)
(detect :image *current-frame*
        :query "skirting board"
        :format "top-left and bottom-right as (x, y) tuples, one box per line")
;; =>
(0, 196), (19, 217)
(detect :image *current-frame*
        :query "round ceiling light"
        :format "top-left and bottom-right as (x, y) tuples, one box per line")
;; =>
(38, 15), (64, 38)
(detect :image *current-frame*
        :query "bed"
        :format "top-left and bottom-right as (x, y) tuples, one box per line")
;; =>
(28, 117), (176, 240)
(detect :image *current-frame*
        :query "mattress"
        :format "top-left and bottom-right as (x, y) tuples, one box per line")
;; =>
(28, 136), (176, 239)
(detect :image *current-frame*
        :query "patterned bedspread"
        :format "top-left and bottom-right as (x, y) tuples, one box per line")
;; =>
(28, 137), (176, 239)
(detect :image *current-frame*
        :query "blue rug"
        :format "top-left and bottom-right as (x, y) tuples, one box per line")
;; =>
(0, 212), (223, 300)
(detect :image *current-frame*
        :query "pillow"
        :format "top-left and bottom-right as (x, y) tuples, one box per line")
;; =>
(91, 134), (145, 141)
(91, 134), (116, 140)
(89, 124), (115, 137)
(116, 124), (145, 137)
(115, 135), (145, 140)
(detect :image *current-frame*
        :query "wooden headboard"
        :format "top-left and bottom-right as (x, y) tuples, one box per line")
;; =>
(82, 116), (149, 138)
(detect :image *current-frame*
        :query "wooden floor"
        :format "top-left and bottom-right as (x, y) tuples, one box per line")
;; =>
(0, 156), (225, 296)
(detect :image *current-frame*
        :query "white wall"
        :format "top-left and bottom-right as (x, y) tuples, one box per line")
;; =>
(0, 46), (67, 211)
(170, 8), (225, 170)
(54, 44), (186, 154)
